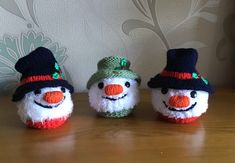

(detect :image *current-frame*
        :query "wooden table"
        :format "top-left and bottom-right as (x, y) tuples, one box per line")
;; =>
(0, 88), (235, 163)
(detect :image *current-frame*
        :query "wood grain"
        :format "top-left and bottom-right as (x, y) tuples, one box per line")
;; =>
(0, 88), (235, 163)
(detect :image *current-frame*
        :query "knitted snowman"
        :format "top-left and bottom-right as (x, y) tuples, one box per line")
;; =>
(12, 47), (74, 129)
(87, 56), (141, 118)
(148, 48), (213, 123)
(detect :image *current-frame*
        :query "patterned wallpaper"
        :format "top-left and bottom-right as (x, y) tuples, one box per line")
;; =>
(123, 0), (218, 50)
(0, 0), (234, 95)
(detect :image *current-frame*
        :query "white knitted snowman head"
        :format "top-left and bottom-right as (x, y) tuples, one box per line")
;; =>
(151, 88), (209, 123)
(87, 56), (141, 118)
(12, 47), (74, 129)
(16, 87), (73, 128)
(148, 48), (213, 123)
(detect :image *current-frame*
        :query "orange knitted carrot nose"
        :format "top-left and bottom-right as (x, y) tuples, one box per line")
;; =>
(104, 84), (123, 96)
(43, 91), (64, 104)
(169, 95), (190, 108)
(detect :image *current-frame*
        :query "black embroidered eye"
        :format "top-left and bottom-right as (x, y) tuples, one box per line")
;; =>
(61, 87), (66, 93)
(190, 91), (197, 98)
(98, 82), (104, 89)
(34, 89), (41, 95)
(125, 82), (130, 88)
(161, 88), (168, 94)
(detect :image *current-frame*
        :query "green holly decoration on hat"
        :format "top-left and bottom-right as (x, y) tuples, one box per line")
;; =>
(192, 72), (208, 85)
(120, 58), (127, 67)
(52, 62), (65, 79)
(114, 58), (128, 70)
(192, 73), (199, 79)
(55, 62), (60, 70)
(201, 77), (208, 85)
(52, 72), (60, 79)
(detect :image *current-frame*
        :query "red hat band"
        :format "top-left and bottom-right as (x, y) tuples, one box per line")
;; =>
(20, 74), (64, 85)
(160, 70), (208, 84)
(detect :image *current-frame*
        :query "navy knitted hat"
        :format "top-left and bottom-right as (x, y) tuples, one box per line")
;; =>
(12, 47), (74, 102)
(148, 48), (213, 93)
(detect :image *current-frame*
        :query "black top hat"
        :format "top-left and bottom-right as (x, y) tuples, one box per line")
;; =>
(12, 47), (74, 101)
(148, 48), (213, 93)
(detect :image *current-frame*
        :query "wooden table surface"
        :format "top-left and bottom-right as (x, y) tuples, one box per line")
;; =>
(0, 88), (235, 163)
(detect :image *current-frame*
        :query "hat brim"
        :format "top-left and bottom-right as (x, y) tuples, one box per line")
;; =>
(12, 80), (74, 102)
(148, 74), (214, 93)
(87, 69), (141, 89)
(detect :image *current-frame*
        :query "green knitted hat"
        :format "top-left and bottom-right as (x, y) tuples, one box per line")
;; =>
(87, 56), (141, 89)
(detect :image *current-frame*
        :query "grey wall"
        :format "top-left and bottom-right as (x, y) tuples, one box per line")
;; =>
(0, 0), (234, 95)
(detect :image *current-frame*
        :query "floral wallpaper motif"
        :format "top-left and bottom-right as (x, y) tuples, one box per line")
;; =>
(0, 0), (232, 93)
(0, 0), (69, 95)
(216, 12), (235, 61)
(0, 0), (39, 27)
(122, 0), (219, 49)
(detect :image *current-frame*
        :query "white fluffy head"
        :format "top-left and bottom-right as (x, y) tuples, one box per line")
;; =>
(16, 87), (73, 123)
(151, 88), (209, 119)
(88, 77), (139, 113)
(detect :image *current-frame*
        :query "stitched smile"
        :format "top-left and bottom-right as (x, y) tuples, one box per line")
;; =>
(102, 94), (127, 101)
(34, 96), (66, 109)
(162, 101), (197, 112)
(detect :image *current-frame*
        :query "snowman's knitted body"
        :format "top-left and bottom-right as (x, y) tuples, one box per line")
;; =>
(87, 56), (141, 118)
(151, 88), (209, 123)
(17, 87), (73, 128)
(148, 48), (213, 123)
(12, 47), (74, 129)
(89, 78), (139, 118)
